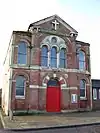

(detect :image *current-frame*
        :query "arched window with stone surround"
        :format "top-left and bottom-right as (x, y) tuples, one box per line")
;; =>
(15, 76), (25, 97)
(80, 79), (86, 98)
(50, 46), (57, 67)
(41, 45), (48, 66)
(59, 48), (66, 68)
(79, 50), (85, 70)
(18, 41), (27, 64)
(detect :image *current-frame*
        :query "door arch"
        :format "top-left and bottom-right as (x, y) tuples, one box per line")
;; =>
(46, 78), (61, 112)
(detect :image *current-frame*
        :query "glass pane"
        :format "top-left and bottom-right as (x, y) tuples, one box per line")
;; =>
(93, 89), (97, 100)
(51, 58), (57, 67)
(47, 79), (59, 87)
(41, 57), (48, 66)
(79, 51), (85, 61)
(80, 89), (85, 97)
(41, 46), (48, 56)
(60, 59), (65, 68)
(41, 46), (48, 66)
(80, 80), (85, 88)
(79, 61), (85, 70)
(18, 42), (27, 54)
(16, 76), (24, 87)
(16, 87), (24, 96)
(51, 47), (57, 67)
(18, 54), (26, 64)
(60, 49), (65, 57)
(16, 76), (25, 96)
(51, 47), (57, 57)
(60, 49), (66, 68)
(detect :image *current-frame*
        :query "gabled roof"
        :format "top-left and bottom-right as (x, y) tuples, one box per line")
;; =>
(28, 14), (78, 34)
(76, 40), (90, 46)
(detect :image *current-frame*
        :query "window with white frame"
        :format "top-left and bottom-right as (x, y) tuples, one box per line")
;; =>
(93, 88), (97, 100)
(80, 79), (86, 98)
(16, 76), (25, 97)
(41, 45), (48, 66)
(79, 51), (86, 70)
(18, 41), (27, 64)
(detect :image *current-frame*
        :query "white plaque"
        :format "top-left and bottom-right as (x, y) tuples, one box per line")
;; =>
(71, 94), (77, 103)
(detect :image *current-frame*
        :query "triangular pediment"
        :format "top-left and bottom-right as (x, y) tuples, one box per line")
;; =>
(28, 14), (78, 34)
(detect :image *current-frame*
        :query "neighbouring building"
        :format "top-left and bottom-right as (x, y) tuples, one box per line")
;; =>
(2, 15), (92, 115)
(92, 79), (100, 110)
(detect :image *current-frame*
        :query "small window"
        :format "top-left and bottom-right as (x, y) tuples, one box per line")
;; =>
(51, 37), (57, 44)
(93, 88), (97, 100)
(80, 80), (86, 98)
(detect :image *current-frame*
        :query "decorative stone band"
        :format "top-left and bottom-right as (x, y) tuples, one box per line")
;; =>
(10, 65), (91, 75)
(29, 85), (78, 90)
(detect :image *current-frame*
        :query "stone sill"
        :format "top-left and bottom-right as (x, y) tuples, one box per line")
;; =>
(80, 97), (87, 100)
(15, 96), (25, 99)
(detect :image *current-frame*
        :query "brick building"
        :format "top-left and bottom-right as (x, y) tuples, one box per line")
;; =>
(2, 15), (92, 115)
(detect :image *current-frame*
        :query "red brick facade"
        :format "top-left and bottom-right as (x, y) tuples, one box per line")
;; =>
(3, 15), (92, 114)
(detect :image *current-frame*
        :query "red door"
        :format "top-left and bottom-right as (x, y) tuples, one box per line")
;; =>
(46, 79), (61, 112)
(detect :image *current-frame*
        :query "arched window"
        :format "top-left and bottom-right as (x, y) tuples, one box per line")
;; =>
(41, 45), (48, 66)
(18, 42), (27, 64)
(80, 80), (86, 98)
(60, 48), (66, 68)
(79, 51), (85, 70)
(16, 76), (25, 97)
(50, 47), (57, 67)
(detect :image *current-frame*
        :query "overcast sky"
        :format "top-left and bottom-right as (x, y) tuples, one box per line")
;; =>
(0, 0), (100, 87)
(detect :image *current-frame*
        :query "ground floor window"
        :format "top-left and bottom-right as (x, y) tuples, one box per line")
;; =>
(80, 79), (86, 98)
(15, 76), (25, 97)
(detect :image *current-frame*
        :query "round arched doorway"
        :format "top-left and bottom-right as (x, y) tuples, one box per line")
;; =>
(46, 78), (61, 112)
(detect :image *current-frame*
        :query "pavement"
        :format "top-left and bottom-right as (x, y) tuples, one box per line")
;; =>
(1, 110), (100, 130)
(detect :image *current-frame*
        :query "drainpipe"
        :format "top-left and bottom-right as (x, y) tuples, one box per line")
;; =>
(27, 29), (37, 112)
(27, 33), (33, 113)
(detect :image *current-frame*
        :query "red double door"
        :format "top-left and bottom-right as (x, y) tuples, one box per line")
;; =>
(46, 85), (61, 112)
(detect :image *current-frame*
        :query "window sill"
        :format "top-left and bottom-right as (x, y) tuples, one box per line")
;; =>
(40, 66), (66, 70)
(93, 98), (97, 100)
(17, 64), (27, 66)
(15, 96), (25, 99)
(80, 97), (87, 100)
